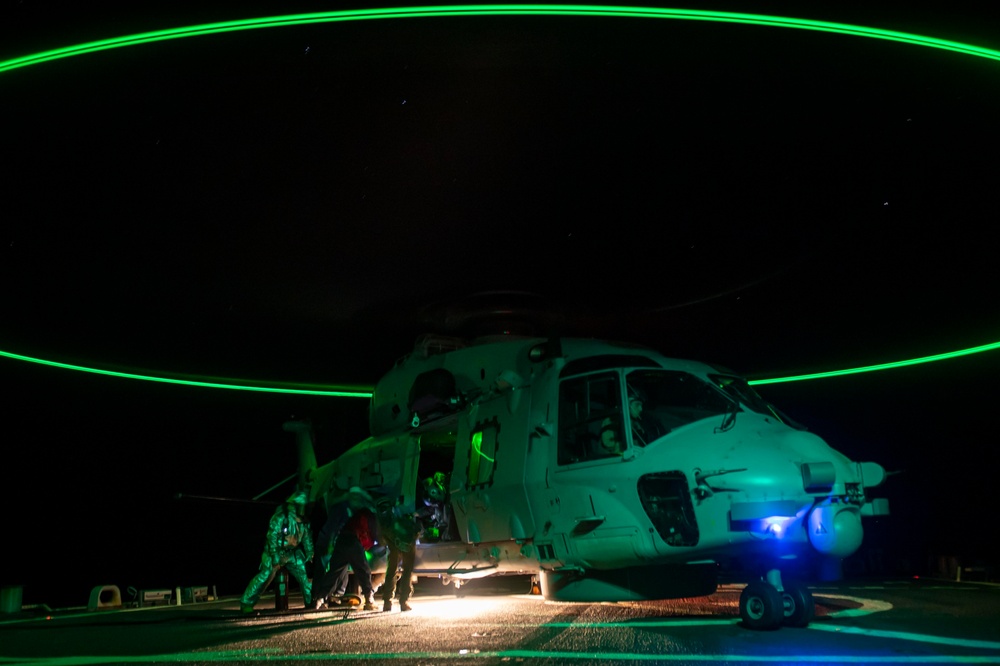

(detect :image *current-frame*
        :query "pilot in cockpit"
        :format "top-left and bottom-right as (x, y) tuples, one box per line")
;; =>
(627, 386), (649, 446)
(599, 385), (647, 455)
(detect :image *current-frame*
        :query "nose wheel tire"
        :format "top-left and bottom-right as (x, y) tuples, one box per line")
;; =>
(739, 580), (784, 630)
(779, 580), (815, 628)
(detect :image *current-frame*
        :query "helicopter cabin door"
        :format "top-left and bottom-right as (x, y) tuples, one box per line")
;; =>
(545, 370), (647, 566)
(410, 415), (461, 543)
(450, 392), (534, 545)
(556, 371), (630, 465)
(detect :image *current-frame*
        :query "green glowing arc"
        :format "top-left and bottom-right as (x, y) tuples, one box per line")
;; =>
(746, 340), (1000, 386)
(2, 6), (998, 394)
(0, 349), (372, 397)
(2, 340), (999, 395)
(2, 4), (1000, 75)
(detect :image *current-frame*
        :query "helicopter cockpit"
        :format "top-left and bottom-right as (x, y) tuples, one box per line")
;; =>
(557, 368), (738, 464)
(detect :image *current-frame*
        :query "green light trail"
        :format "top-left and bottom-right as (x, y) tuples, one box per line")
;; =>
(2, 339), (998, 394)
(2, 6), (997, 394)
(2, 4), (999, 76)
(0, 349), (372, 397)
(471, 431), (496, 463)
(747, 340), (1000, 386)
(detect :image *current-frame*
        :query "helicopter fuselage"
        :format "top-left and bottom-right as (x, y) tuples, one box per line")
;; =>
(302, 335), (888, 604)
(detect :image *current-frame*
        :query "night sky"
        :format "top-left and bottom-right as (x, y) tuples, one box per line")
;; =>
(2, 0), (998, 608)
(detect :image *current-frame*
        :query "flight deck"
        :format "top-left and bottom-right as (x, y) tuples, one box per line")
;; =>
(2, 577), (999, 665)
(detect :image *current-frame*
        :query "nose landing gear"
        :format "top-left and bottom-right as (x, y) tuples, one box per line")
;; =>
(778, 578), (815, 628)
(738, 569), (815, 630)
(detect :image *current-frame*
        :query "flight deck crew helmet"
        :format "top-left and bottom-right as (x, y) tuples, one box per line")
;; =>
(287, 491), (309, 506)
(627, 384), (647, 403)
(423, 475), (446, 502)
(348, 486), (372, 498)
(375, 497), (395, 525)
(347, 486), (374, 507)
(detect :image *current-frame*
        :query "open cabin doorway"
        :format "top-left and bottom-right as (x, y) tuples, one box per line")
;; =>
(413, 415), (461, 543)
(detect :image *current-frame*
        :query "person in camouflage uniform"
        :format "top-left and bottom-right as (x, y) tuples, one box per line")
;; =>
(240, 490), (314, 613)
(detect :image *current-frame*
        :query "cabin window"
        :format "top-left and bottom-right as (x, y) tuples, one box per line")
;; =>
(468, 419), (499, 487)
(637, 471), (700, 546)
(557, 372), (625, 464)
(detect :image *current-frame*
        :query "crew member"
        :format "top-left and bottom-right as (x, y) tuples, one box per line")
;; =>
(311, 487), (373, 607)
(627, 387), (649, 446)
(417, 472), (449, 542)
(599, 385), (647, 455)
(240, 490), (314, 613)
(312, 493), (379, 610)
(378, 500), (420, 612)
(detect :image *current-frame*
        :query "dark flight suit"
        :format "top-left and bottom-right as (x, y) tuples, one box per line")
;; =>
(311, 498), (352, 601)
(312, 509), (378, 606)
(380, 511), (419, 611)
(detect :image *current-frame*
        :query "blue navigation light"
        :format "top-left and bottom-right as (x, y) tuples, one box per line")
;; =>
(762, 516), (794, 539)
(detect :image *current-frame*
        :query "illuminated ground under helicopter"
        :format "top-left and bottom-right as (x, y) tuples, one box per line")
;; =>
(291, 332), (889, 630)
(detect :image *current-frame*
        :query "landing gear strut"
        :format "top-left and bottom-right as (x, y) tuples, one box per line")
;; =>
(739, 569), (814, 630)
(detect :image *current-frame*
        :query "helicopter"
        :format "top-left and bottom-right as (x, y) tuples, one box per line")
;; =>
(289, 330), (889, 630)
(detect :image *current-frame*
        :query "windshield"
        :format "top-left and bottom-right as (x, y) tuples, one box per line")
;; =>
(709, 374), (802, 427)
(625, 369), (736, 441)
(557, 369), (739, 465)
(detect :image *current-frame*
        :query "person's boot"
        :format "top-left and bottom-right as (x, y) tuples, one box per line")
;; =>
(400, 600), (412, 612)
(363, 592), (376, 611)
(382, 599), (393, 612)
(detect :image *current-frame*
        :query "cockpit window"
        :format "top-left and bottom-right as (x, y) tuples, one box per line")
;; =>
(710, 374), (783, 420)
(557, 373), (625, 465)
(625, 370), (736, 439)
(711, 375), (767, 413)
(557, 369), (738, 464)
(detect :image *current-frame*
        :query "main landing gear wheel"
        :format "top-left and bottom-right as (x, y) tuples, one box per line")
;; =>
(779, 580), (815, 628)
(739, 580), (784, 630)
